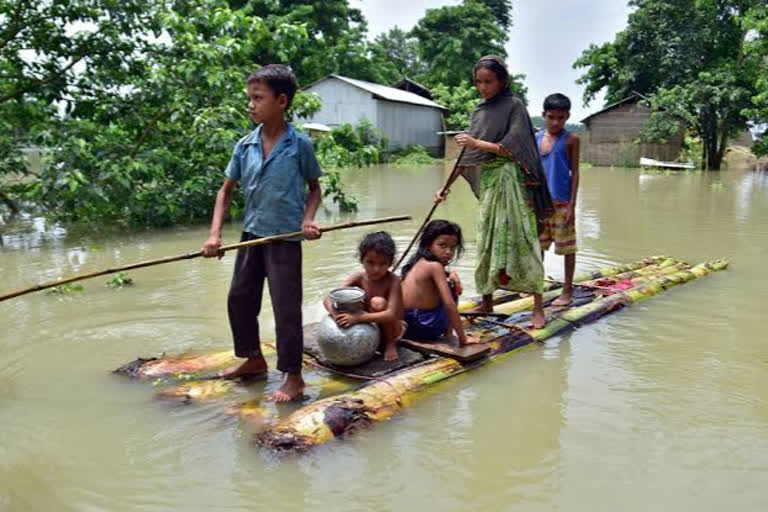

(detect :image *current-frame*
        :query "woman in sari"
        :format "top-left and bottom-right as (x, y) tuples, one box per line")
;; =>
(435, 55), (553, 328)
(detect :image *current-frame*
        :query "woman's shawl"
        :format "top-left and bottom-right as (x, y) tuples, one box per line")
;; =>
(459, 90), (554, 223)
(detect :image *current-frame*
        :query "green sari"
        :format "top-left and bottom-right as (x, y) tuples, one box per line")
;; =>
(475, 158), (544, 295)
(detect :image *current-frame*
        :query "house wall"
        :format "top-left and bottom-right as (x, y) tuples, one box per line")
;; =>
(300, 79), (378, 128)
(376, 100), (443, 153)
(582, 101), (684, 166)
(300, 77), (444, 154)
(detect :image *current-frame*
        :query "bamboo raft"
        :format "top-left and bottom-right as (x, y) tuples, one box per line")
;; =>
(114, 256), (728, 452)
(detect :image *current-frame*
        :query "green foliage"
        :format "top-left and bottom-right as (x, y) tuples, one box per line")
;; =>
(412, 1), (507, 88)
(431, 85), (481, 131)
(0, 0), (157, 216)
(311, 119), (388, 212)
(743, 3), (768, 156)
(2, 0), (531, 225)
(106, 273), (134, 289)
(320, 170), (358, 212)
(368, 27), (426, 85)
(679, 135), (704, 168)
(314, 120), (388, 169)
(474, 0), (513, 31)
(237, 0), (377, 84)
(46, 283), (84, 295)
(574, 0), (765, 169)
(24, 0), (322, 227)
(389, 146), (438, 166)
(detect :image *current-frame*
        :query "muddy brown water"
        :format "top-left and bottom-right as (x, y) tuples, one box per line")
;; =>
(1, 164), (767, 511)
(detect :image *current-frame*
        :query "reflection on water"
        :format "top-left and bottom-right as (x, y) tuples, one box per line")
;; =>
(1, 164), (767, 511)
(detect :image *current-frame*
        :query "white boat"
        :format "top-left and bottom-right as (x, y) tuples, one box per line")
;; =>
(639, 157), (696, 170)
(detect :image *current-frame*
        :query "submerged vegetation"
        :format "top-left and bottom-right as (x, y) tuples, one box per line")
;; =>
(312, 120), (390, 212)
(314, 120), (388, 170)
(106, 273), (134, 289)
(45, 283), (84, 295)
(389, 146), (438, 166)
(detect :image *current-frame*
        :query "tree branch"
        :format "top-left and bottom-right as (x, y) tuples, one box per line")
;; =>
(0, 0), (31, 52)
(0, 52), (85, 105)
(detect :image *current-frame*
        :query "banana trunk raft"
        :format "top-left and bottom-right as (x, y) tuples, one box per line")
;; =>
(114, 256), (670, 403)
(112, 256), (728, 451)
(255, 258), (728, 452)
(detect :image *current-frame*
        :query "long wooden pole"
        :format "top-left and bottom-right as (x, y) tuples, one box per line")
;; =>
(392, 147), (466, 271)
(0, 215), (411, 302)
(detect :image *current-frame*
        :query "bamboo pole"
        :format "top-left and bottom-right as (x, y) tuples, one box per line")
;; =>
(255, 259), (728, 452)
(392, 148), (466, 271)
(0, 215), (411, 302)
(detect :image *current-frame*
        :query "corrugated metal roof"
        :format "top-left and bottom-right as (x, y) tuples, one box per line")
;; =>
(580, 91), (651, 124)
(301, 122), (332, 132)
(310, 74), (447, 110)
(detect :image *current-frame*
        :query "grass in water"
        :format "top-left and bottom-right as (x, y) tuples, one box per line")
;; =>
(390, 145), (437, 166)
(46, 283), (84, 295)
(106, 273), (134, 288)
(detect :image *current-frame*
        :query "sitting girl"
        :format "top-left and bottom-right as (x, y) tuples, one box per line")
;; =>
(401, 220), (478, 345)
(323, 231), (404, 361)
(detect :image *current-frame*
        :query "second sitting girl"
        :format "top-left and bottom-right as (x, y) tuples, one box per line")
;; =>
(401, 220), (479, 345)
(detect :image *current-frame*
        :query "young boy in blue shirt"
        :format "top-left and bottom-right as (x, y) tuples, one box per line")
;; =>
(536, 93), (580, 306)
(201, 64), (322, 402)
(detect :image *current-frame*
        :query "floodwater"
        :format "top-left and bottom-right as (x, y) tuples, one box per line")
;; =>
(1, 164), (767, 511)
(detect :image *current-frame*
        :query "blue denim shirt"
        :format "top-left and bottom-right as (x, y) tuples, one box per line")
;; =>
(225, 123), (322, 238)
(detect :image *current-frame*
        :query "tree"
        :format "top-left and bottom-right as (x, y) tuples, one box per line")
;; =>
(475, 0), (513, 31)
(234, 0), (376, 84)
(411, 1), (507, 88)
(368, 27), (426, 85)
(0, 0), (157, 215)
(28, 0), (320, 226)
(743, 2), (768, 156)
(574, 0), (763, 169)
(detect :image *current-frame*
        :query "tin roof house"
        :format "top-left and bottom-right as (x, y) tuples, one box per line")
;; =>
(299, 74), (447, 155)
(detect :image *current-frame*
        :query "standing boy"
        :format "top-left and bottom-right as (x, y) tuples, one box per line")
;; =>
(536, 93), (580, 306)
(201, 64), (322, 402)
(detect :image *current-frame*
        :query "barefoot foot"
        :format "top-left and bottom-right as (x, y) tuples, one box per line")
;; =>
(467, 294), (494, 315)
(383, 344), (399, 361)
(466, 304), (494, 314)
(531, 309), (547, 329)
(552, 292), (572, 307)
(463, 333), (483, 345)
(217, 357), (268, 380)
(269, 374), (305, 403)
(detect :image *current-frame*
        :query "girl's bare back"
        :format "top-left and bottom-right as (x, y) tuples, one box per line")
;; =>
(402, 260), (443, 310)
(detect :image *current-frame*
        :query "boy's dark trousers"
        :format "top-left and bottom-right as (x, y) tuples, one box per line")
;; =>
(227, 232), (303, 374)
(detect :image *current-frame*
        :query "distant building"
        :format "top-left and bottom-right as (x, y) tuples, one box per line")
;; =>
(731, 128), (754, 148)
(300, 122), (332, 139)
(300, 74), (447, 155)
(394, 78), (433, 100)
(580, 92), (684, 167)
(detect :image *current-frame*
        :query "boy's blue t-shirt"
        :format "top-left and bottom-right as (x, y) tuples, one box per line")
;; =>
(536, 129), (572, 202)
(225, 123), (322, 238)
